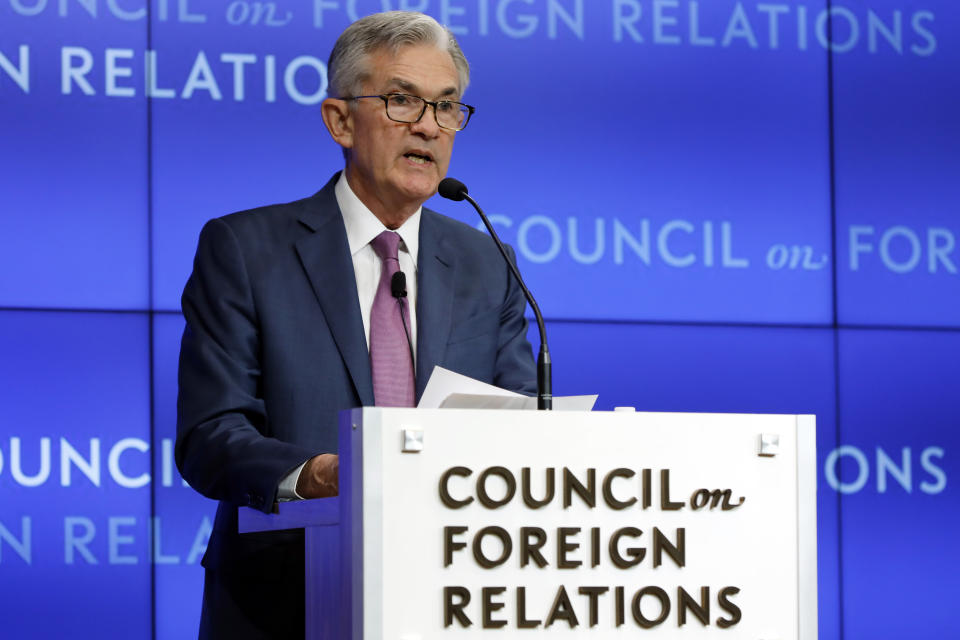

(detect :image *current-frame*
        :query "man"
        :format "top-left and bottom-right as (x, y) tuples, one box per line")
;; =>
(176, 11), (537, 638)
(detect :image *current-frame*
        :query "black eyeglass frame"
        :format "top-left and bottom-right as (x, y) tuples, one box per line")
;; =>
(344, 93), (476, 131)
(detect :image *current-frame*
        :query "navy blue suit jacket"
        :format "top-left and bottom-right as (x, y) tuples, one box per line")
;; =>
(175, 173), (536, 633)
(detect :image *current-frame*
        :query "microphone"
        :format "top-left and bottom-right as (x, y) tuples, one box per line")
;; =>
(437, 178), (468, 201)
(437, 177), (552, 410)
(390, 269), (416, 377)
(391, 271), (407, 298)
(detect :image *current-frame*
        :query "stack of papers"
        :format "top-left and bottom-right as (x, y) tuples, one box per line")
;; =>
(418, 366), (597, 411)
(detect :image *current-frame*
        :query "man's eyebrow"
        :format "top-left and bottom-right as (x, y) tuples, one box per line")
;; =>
(385, 78), (460, 99)
(387, 78), (416, 92)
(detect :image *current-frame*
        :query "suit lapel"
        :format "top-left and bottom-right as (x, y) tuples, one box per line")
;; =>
(415, 211), (456, 402)
(294, 179), (375, 406)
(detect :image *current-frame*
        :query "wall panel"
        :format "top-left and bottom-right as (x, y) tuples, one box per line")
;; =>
(0, 311), (152, 638)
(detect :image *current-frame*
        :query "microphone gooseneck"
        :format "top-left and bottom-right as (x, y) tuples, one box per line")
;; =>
(437, 177), (552, 410)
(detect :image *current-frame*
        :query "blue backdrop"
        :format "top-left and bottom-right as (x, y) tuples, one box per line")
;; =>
(0, 1), (956, 637)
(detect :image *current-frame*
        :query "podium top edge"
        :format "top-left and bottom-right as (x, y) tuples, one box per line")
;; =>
(348, 407), (817, 419)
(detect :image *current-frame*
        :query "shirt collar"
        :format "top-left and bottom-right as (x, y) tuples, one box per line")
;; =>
(335, 172), (421, 267)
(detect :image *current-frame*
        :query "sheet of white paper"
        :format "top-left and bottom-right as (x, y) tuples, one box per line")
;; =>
(552, 395), (598, 411)
(417, 366), (521, 408)
(418, 366), (598, 411)
(440, 393), (530, 410)
(440, 393), (598, 411)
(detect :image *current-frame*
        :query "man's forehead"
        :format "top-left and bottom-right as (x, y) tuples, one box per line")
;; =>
(366, 45), (460, 96)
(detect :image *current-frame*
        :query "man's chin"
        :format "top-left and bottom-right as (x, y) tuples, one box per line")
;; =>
(395, 176), (441, 205)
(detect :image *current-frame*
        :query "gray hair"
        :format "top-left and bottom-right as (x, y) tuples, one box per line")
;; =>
(327, 11), (470, 99)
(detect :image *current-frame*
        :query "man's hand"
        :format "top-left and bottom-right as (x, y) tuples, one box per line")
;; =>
(296, 453), (339, 498)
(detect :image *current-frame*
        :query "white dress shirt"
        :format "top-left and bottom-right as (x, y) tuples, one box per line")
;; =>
(278, 173), (421, 499)
(335, 172), (420, 355)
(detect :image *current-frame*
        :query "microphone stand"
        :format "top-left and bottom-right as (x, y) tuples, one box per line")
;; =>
(447, 184), (552, 410)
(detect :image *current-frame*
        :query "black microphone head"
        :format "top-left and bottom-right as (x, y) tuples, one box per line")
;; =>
(438, 177), (468, 201)
(390, 271), (407, 298)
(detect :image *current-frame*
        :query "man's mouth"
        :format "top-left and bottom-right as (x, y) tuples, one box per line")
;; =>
(404, 151), (433, 165)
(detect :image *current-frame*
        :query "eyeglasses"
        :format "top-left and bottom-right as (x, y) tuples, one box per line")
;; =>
(345, 93), (475, 131)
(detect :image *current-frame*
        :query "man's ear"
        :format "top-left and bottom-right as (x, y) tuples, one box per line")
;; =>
(321, 98), (354, 149)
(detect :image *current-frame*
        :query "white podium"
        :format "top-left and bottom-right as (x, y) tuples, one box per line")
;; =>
(240, 408), (818, 639)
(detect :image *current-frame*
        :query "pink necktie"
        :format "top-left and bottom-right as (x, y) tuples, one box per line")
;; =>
(369, 231), (415, 407)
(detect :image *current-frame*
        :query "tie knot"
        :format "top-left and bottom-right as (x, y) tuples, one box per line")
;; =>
(370, 230), (402, 262)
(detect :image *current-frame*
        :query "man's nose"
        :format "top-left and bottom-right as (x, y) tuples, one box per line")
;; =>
(409, 105), (442, 137)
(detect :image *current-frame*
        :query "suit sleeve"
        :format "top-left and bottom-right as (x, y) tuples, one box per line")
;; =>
(493, 244), (539, 395)
(175, 217), (315, 513)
